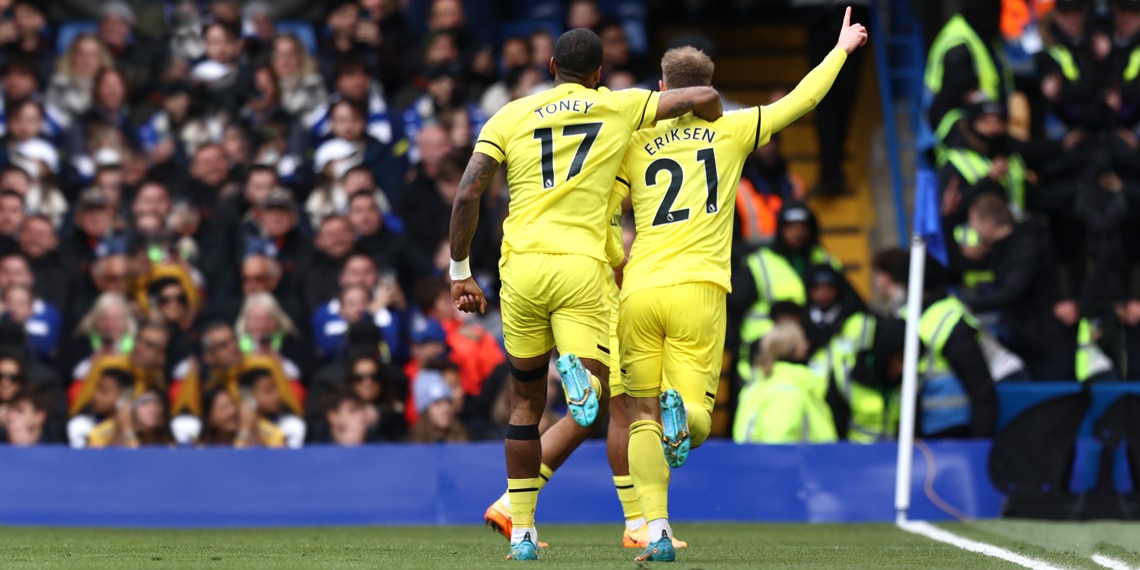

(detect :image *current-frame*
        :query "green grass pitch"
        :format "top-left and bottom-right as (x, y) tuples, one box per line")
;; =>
(1, 521), (1138, 569)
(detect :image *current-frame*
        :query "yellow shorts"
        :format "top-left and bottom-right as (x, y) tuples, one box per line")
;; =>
(619, 282), (725, 412)
(500, 252), (611, 367)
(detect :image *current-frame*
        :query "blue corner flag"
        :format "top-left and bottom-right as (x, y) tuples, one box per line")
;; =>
(914, 167), (948, 266)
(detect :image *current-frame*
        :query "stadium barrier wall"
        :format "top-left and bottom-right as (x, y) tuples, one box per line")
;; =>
(0, 441), (1001, 527)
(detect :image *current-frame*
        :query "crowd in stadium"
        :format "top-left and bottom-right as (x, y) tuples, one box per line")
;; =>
(0, 0), (1128, 449)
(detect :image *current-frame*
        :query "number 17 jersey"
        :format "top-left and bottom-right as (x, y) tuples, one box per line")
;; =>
(474, 83), (660, 262)
(615, 106), (768, 297)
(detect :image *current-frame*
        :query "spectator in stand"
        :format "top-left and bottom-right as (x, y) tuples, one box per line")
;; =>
(237, 366), (305, 448)
(320, 386), (369, 446)
(962, 192), (1114, 381)
(409, 367), (467, 443)
(311, 59), (399, 150)
(313, 98), (407, 207)
(599, 19), (648, 84)
(312, 253), (408, 363)
(400, 148), (463, 260)
(45, 35), (111, 129)
(1, 99), (61, 204)
(4, 1), (53, 88)
(924, 0), (1013, 152)
(240, 187), (312, 305)
(0, 57), (58, 141)
(197, 386), (284, 448)
(531, 29), (555, 81)
(0, 189), (24, 247)
(734, 321), (836, 444)
(348, 190), (429, 293)
(0, 385), (50, 445)
(1, 283), (60, 362)
(65, 292), (135, 378)
(412, 277), (505, 409)
(144, 272), (200, 372)
(566, 0), (602, 31)
(66, 365), (133, 448)
(137, 82), (194, 177)
(86, 387), (175, 448)
(0, 347), (28, 422)
(271, 34), (327, 122)
(238, 67), (306, 183)
(190, 21), (246, 112)
(319, 1), (384, 86)
(303, 217), (356, 311)
(97, 2), (154, 99)
(17, 215), (68, 312)
(344, 347), (407, 441)
(67, 67), (133, 168)
(400, 61), (486, 165)
(802, 264), (863, 355)
(61, 189), (121, 315)
(234, 292), (307, 383)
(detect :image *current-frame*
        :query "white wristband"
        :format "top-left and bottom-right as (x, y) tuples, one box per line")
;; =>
(449, 257), (472, 281)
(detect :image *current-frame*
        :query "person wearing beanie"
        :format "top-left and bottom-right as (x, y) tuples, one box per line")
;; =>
(925, 0), (1013, 149)
(408, 368), (466, 443)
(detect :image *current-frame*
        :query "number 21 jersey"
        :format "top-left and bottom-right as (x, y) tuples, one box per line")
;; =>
(615, 106), (768, 296)
(473, 83), (660, 262)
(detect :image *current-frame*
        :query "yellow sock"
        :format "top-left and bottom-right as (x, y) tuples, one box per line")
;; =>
(628, 420), (670, 522)
(613, 475), (642, 522)
(499, 463), (554, 508)
(507, 477), (542, 529)
(539, 463), (554, 489)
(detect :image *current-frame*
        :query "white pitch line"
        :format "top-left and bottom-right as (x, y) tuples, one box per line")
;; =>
(1091, 554), (1134, 570)
(898, 520), (1069, 570)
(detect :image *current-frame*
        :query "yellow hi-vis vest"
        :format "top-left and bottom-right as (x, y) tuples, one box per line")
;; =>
(736, 247), (836, 380)
(733, 361), (837, 444)
(925, 14), (1015, 143)
(808, 313), (901, 443)
(944, 147), (1028, 219)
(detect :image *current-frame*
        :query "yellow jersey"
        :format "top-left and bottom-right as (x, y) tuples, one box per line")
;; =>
(474, 84), (660, 262)
(616, 106), (770, 296)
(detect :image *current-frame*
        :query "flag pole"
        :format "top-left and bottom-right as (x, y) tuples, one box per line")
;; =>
(895, 234), (926, 524)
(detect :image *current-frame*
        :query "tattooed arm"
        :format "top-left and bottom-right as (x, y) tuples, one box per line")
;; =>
(657, 86), (723, 122)
(449, 151), (501, 313)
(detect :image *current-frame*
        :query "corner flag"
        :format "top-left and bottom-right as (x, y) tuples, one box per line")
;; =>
(913, 167), (947, 265)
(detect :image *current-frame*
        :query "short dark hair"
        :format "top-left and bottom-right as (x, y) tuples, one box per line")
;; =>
(415, 276), (450, 314)
(238, 367), (274, 389)
(100, 367), (136, 390)
(970, 192), (1013, 227)
(333, 58), (369, 82)
(321, 385), (364, 415)
(331, 97), (367, 120)
(10, 384), (50, 412)
(872, 248), (909, 286)
(553, 28), (603, 78)
(246, 164), (277, 182)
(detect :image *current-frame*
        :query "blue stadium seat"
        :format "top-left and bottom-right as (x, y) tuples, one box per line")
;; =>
(994, 382), (1082, 432)
(275, 21), (316, 54)
(56, 21), (98, 55)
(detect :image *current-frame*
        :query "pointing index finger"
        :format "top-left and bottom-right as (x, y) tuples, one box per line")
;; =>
(843, 5), (851, 28)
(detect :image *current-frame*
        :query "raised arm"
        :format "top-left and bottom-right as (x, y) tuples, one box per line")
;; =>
(764, 6), (867, 133)
(657, 86), (723, 122)
(448, 151), (501, 314)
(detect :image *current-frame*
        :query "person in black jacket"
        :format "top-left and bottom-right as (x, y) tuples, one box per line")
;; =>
(961, 192), (1086, 380)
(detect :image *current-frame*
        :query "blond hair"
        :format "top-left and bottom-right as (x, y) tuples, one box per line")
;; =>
(75, 292), (138, 339)
(57, 34), (113, 77)
(272, 34), (316, 78)
(661, 46), (714, 89)
(235, 292), (298, 337)
(754, 321), (807, 379)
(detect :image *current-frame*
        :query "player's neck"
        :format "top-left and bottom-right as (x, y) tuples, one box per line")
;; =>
(553, 74), (594, 89)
